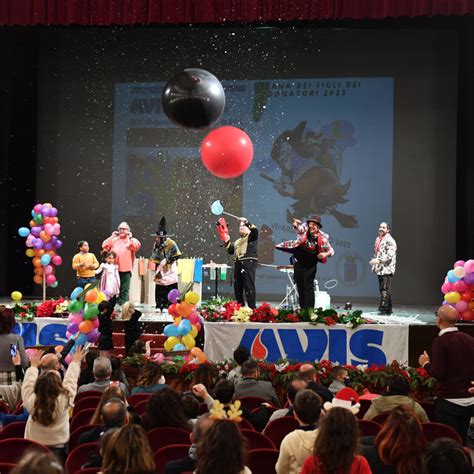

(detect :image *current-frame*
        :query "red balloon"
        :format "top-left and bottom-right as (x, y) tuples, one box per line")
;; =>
(461, 310), (474, 321)
(461, 291), (473, 302)
(200, 126), (254, 179)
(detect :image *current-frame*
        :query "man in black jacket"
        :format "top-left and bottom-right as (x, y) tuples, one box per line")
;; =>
(225, 218), (258, 308)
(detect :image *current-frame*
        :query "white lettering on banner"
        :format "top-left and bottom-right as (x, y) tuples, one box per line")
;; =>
(203, 322), (408, 366)
(13, 318), (68, 347)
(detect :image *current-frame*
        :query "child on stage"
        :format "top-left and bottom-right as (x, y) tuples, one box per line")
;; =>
(121, 302), (142, 356)
(97, 299), (115, 356)
(95, 251), (121, 298)
(154, 258), (178, 313)
(72, 240), (99, 288)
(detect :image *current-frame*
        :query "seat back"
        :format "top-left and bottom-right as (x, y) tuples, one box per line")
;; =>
(0, 421), (27, 440)
(153, 444), (192, 474)
(65, 442), (100, 474)
(239, 417), (255, 431)
(69, 424), (102, 452)
(422, 422), (463, 444)
(357, 399), (373, 420)
(358, 419), (382, 437)
(263, 416), (299, 448)
(0, 438), (50, 463)
(419, 400), (435, 421)
(241, 429), (276, 450)
(238, 396), (275, 411)
(127, 392), (152, 407)
(0, 462), (16, 474)
(73, 397), (101, 417)
(70, 408), (97, 433)
(147, 427), (191, 453)
(75, 390), (103, 402)
(371, 412), (390, 425)
(134, 399), (149, 416)
(247, 448), (279, 474)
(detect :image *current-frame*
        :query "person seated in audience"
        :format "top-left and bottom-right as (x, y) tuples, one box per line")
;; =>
(328, 366), (349, 396)
(110, 355), (130, 391)
(227, 346), (250, 385)
(77, 356), (129, 396)
(302, 407), (371, 473)
(359, 405), (426, 474)
(81, 426), (120, 470)
(11, 451), (63, 474)
(182, 393), (200, 425)
(363, 373), (428, 422)
(100, 424), (156, 474)
(191, 363), (217, 398)
(78, 397), (128, 444)
(131, 361), (167, 394)
(78, 350), (99, 386)
(424, 437), (472, 474)
(0, 306), (28, 385)
(193, 379), (271, 431)
(297, 364), (333, 403)
(164, 413), (215, 474)
(40, 352), (62, 372)
(266, 378), (308, 427)
(21, 347), (84, 463)
(195, 419), (251, 474)
(143, 386), (193, 431)
(234, 359), (280, 407)
(276, 389), (323, 474)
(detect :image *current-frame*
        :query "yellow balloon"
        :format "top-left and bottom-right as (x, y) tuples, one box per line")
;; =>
(190, 325), (198, 338)
(445, 291), (461, 304)
(182, 334), (196, 349)
(184, 291), (200, 305)
(11, 291), (22, 301)
(25, 249), (35, 258)
(96, 292), (107, 304)
(164, 336), (180, 352)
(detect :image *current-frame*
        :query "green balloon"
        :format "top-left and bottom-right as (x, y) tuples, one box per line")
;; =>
(34, 214), (43, 224)
(68, 300), (83, 313)
(83, 303), (99, 320)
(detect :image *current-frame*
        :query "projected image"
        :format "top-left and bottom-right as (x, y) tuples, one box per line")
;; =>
(113, 78), (393, 298)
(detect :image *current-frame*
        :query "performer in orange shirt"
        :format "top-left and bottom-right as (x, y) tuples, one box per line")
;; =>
(72, 240), (99, 288)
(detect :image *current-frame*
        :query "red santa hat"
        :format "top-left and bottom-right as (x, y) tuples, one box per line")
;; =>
(323, 387), (360, 415)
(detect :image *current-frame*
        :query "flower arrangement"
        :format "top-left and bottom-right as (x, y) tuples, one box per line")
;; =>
(13, 302), (38, 321)
(231, 306), (253, 323)
(36, 297), (67, 318)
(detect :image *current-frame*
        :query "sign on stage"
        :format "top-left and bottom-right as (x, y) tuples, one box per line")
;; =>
(204, 322), (408, 366)
(13, 318), (68, 347)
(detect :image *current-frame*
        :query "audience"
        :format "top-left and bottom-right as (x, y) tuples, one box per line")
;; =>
(195, 419), (250, 474)
(90, 385), (128, 425)
(363, 374), (428, 422)
(276, 389), (322, 474)
(11, 451), (63, 474)
(164, 413), (215, 474)
(227, 346), (251, 385)
(0, 306), (28, 385)
(77, 356), (129, 396)
(298, 364), (333, 403)
(266, 378), (308, 427)
(234, 359), (280, 407)
(143, 386), (193, 431)
(191, 363), (216, 396)
(360, 405), (426, 474)
(181, 393), (200, 424)
(424, 437), (472, 474)
(78, 350), (99, 386)
(0, 351), (25, 412)
(110, 355), (130, 391)
(328, 366), (349, 396)
(21, 347), (84, 462)
(100, 424), (156, 474)
(301, 407), (371, 474)
(132, 361), (167, 394)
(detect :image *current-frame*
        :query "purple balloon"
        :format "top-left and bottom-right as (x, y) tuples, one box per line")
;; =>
(50, 207), (58, 217)
(41, 206), (51, 217)
(87, 329), (100, 343)
(464, 272), (474, 285)
(67, 323), (79, 334)
(43, 242), (53, 251)
(31, 226), (42, 236)
(168, 288), (181, 304)
(55, 239), (63, 248)
(33, 239), (44, 249)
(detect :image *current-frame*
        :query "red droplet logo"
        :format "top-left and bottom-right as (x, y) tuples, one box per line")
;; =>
(251, 331), (268, 360)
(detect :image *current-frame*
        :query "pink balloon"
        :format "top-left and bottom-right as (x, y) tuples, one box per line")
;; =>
(44, 265), (53, 275)
(153, 353), (165, 364)
(33, 204), (42, 213)
(189, 312), (199, 325)
(44, 223), (54, 235)
(45, 274), (56, 285)
(441, 282), (452, 294)
(52, 255), (62, 265)
(25, 348), (37, 359)
(53, 223), (61, 236)
(456, 301), (469, 312)
(65, 331), (72, 339)
(453, 280), (468, 293)
(454, 260), (466, 268)
(65, 354), (73, 365)
(25, 235), (35, 247)
(464, 260), (474, 274)
(92, 318), (100, 329)
(69, 313), (83, 324)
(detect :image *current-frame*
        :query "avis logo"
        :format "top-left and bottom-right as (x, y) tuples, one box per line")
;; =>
(238, 328), (387, 365)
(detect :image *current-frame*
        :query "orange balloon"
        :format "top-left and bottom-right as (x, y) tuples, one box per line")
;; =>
(47, 250), (56, 257)
(32, 257), (42, 267)
(79, 321), (93, 333)
(85, 289), (98, 303)
(34, 267), (44, 275)
(177, 302), (193, 317)
(29, 219), (36, 227)
(40, 231), (51, 242)
(34, 249), (45, 257)
(469, 302), (474, 311)
(52, 217), (58, 223)
(33, 275), (43, 284)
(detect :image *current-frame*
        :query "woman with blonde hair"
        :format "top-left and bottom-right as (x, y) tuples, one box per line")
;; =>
(101, 424), (155, 474)
(11, 451), (63, 474)
(121, 301), (142, 356)
(90, 385), (128, 425)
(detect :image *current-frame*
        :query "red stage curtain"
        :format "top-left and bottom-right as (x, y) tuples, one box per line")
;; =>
(0, 0), (473, 26)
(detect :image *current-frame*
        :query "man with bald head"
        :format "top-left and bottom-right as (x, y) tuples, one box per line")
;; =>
(40, 353), (61, 372)
(419, 305), (474, 443)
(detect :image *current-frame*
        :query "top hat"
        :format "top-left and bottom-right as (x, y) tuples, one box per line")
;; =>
(307, 215), (323, 229)
(150, 216), (173, 237)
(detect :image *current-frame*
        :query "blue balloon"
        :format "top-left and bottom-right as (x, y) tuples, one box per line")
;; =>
(163, 324), (179, 337)
(31, 210), (37, 218)
(178, 319), (192, 336)
(75, 333), (88, 346)
(211, 200), (224, 216)
(41, 254), (51, 266)
(173, 344), (186, 351)
(70, 287), (83, 300)
(447, 270), (460, 283)
(18, 227), (30, 238)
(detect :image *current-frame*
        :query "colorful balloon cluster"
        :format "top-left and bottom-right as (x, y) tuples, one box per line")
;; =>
(163, 289), (204, 352)
(18, 202), (63, 287)
(63, 284), (107, 361)
(441, 259), (474, 321)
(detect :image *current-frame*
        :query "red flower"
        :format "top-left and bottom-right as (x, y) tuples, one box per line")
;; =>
(325, 317), (336, 326)
(416, 367), (428, 377)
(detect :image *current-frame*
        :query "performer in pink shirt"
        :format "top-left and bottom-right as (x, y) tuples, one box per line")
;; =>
(102, 221), (141, 305)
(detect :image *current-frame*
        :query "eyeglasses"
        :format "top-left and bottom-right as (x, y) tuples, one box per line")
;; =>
(118, 227), (128, 231)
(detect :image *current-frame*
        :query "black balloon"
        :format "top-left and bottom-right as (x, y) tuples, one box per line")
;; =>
(162, 68), (225, 129)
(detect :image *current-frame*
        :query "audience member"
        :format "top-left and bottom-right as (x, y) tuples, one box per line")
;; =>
(301, 407), (371, 474)
(191, 364), (216, 396)
(143, 386), (193, 431)
(132, 361), (167, 394)
(78, 397), (128, 444)
(101, 424), (155, 474)
(90, 385), (128, 425)
(195, 419), (250, 474)
(298, 364), (333, 403)
(234, 359), (280, 407)
(276, 389), (322, 474)
(0, 306), (28, 385)
(11, 451), (63, 474)
(328, 366), (349, 396)
(21, 347), (84, 462)
(110, 355), (130, 391)
(360, 405), (426, 474)
(164, 413), (215, 474)
(182, 393), (200, 424)
(81, 426), (120, 470)
(39, 353), (61, 372)
(419, 304), (474, 443)
(363, 374), (428, 422)
(0, 351), (25, 411)
(424, 437), (472, 474)
(77, 356), (129, 396)
(78, 350), (99, 386)
(227, 346), (250, 385)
